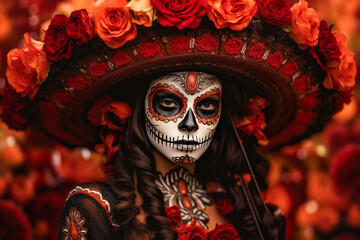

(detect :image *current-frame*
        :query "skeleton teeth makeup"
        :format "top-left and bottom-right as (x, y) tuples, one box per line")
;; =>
(145, 71), (222, 164)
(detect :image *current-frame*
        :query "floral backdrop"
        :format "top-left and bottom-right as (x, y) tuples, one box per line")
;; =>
(0, 0), (359, 239)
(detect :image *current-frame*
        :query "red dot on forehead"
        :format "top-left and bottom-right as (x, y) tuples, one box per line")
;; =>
(186, 72), (198, 91)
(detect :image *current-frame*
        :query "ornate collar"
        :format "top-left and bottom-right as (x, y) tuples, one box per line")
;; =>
(155, 167), (212, 229)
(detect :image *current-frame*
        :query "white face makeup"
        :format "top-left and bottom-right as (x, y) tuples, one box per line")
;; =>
(145, 71), (222, 165)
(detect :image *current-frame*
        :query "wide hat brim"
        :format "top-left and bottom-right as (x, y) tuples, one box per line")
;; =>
(28, 19), (337, 150)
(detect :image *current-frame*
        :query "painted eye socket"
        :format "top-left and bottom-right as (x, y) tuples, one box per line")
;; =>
(159, 98), (179, 110)
(195, 95), (220, 119)
(153, 90), (184, 117)
(197, 102), (216, 113)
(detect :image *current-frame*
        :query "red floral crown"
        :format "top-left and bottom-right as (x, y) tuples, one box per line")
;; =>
(2, 0), (357, 152)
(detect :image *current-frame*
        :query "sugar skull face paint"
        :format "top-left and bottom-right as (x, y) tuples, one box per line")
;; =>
(145, 72), (222, 164)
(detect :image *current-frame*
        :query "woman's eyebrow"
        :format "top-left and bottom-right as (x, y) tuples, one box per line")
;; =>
(199, 94), (220, 102)
(154, 90), (182, 99)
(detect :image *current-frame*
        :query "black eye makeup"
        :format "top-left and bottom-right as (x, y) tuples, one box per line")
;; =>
(153, 90), (185, 117)
(195, 94), (220, 119)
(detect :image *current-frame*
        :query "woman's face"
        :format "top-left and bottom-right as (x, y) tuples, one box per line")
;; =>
(144, 71), (222, 164)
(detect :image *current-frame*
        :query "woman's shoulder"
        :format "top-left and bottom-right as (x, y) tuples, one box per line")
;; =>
(66, 181), (116, 213)
(58, 182), (123, 240)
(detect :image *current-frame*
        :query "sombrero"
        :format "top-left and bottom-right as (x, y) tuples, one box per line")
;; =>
(1, 0), (356, 151)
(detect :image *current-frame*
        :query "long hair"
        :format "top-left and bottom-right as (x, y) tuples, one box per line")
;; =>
(109, 79), (278, 239)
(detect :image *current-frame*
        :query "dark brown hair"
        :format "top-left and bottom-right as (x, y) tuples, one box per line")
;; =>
(109, 79), (279, 239)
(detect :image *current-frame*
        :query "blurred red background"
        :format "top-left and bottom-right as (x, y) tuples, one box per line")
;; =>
(0, 0), (359, 239)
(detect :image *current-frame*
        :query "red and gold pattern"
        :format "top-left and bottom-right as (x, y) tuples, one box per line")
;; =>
(62, 208), (87, 240)
(67, 186), (114, 225)
(193, 88), (221, 125)
(148, 83), (188, 122)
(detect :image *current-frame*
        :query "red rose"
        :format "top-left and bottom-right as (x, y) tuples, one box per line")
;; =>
(207, 0), (258, 31)
(6, 33), (49, 99)
(196, 34), (217, 52)
(289, 0), (320, 49)
(0, 84), (27, 130)
(113, 51), (131, 66)
(334, 88), (352, 112)
(88, 96), (113, 126)
(224, 38), (244, 55)
(165, 206), (181, 226)
(294, 76), (310, 92)
(93, 0), (137, 49)
(140, 42), (161, 57)
(216, 198), (234, 216)
(176, 221), (207, 240)
(88, 62), (110, 77)
(151, 0), (207, 30)
(66, 9), (94, 46)
(43, 14), (73, 61)
(172, 35), (190, 52)
(101, 101), (132, 131)
(283, 62), (298, 76)
(298, 92), (318, 110)
(324, 32), (356, 91)
(0, 200), (31, 240)
(294, 111), (314, 124)
(247, 43), (265, 60)
(331, 144), (360, 203)
(309, 20), (341, 70)
(267, 52), (283, 69)
(67, 76), (90, 91)
(257, 0), (292, 28)
(207, 224), (240, 240)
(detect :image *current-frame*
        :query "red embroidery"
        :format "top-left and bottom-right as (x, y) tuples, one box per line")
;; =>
(88, 62), (110, 77)
(283, 62), (299, 76)
(140, 42), (160, 57)
(172, 35), (190, 52)
(193, 88), (221, 125)
(247, 43), (265, 60)
(224, 38), (243, 55)
(62, 208), (87, 240)
(67, 77), (90, 91)
(148, 83), (187, 122)
(294, 76), (310, 92)
(113, 51), (131, 66)
(267, 52), (283, 69)
(196, 34), (217, 52)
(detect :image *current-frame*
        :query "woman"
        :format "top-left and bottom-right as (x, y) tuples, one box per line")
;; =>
(59, 71), (281, 239)
(1, 0), (355, 239)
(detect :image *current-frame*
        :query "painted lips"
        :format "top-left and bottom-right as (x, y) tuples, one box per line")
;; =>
(145, 119), (213, 153)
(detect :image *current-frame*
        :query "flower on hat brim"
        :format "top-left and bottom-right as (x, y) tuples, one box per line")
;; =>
(6, 33), (50, 100)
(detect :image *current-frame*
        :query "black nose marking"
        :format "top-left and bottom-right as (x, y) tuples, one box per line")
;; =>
(178, 109), (199, 132)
